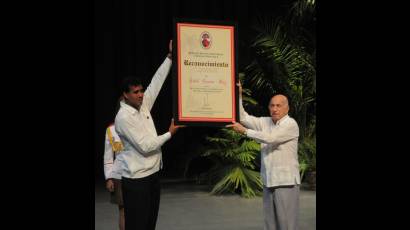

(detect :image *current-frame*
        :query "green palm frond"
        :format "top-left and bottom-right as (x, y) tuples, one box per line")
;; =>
(202, 128), (262, 198)
(237, 139), (260, 152)
(233, 151), (257, 169)
(244, 2), (315, 138)
(210, 166), (262, 198)
(298, 136), (316, 181)
(205, 136), (231, 147)
(242, 95), (258, 106)
(299, 162), (309, 180)
(289, 0), (316, 27)
(202, 0), (315, 197)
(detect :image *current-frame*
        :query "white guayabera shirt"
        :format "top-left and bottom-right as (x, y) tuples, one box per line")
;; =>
(114, 57), (172, 179)
(239, 99), (301, 188)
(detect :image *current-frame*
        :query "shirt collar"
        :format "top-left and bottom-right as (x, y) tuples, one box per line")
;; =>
(120, 100), (140, 115)
(273, 114), (289, 125)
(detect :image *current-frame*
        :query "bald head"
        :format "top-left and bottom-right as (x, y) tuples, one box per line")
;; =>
(269, 94), (289, 123)
(271, 94), (289, 107)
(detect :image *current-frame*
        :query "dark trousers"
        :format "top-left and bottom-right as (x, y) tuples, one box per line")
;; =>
(121, 172), (161, 230)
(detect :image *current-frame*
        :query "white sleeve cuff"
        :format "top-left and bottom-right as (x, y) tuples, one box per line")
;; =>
(246, 129), (256, 138)
(163, 132), (172, 141)
(164, 56), (172, 65)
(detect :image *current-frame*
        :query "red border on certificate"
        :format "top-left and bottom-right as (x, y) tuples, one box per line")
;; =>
(177, 23), (236, 123)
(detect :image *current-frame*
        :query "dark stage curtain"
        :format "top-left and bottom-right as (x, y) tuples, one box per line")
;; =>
(94, 0), (295, 181)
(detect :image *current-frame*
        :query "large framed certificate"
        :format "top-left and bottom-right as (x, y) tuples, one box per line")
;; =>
(172, 19), (239, 126)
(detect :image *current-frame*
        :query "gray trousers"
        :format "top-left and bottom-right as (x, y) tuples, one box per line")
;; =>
(263, 185), (299, 230)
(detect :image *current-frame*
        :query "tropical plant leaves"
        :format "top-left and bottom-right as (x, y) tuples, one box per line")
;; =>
(202, 128), (262, 198)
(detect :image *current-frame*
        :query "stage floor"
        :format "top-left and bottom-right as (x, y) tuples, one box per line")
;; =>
(95, 182), (316, 230)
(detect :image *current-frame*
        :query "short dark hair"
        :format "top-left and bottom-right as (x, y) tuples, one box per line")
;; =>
(121, 76), (143, 93)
